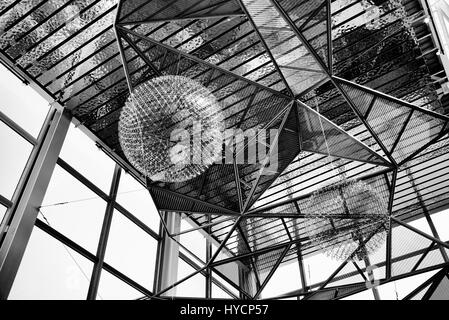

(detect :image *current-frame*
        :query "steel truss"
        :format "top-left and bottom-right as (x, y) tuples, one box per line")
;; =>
(0, 0), (447, 300)
(110, 0), (449, 300)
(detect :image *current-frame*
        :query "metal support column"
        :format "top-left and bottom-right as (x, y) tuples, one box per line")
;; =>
(0, 106), (71, 299)
(156, 211), (181, 297)
(363, 256), (381, 300)
(205, 215), (212, 298)
(238, 219), (258, 299)
(87, 164), (122, 300)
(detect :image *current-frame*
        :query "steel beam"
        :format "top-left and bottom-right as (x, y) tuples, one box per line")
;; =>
(386, 169), (398, 279)
(403, 266), (449, 300)
(398, 127), (449, 167)
(0, 107), (56, 241)
(303, 223), (386, 300)
(412, 242), (436, 272)
(156, 211), (181, 297)
(117, 13), (246, 26)
(237, 224), (261, 291)
(118, 26), (292, 100)
(242, 104), (292, 212)
(272, 262), (449, 300)
(87, 164), (121, 300)
(246, 167), (394, 214)
(391, 216), (449, 250)
(117, 28), (161, 76)
(0, 110), (37, 146)
(236, 0), (294, 97)
(209, 235), (306, 268)
(205, 215), (212, 299)
(0, 106), (71, 299)
(325, 0), (333, 73)
(253, 244), (291, 300)
(334, 76), (449, 122)
(0, 195), (12, 210)
(363, 255), (380, 300)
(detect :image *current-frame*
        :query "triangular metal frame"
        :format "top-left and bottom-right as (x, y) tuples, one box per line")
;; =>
(113, 0), (449, 300)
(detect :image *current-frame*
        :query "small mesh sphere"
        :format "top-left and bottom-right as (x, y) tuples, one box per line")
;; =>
(119, 75), (224, 183)
(303, 180), (389, 261)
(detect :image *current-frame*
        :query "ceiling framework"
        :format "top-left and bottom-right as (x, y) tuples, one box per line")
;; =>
(1, 0), (449, 299)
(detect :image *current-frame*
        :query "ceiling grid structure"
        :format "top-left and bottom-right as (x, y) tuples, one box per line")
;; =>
(1, 0), (449, 299)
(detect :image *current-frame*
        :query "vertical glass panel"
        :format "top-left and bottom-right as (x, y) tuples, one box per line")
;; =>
(116, 172), (160, 233)
(408, 216), (434, 235)
(0, 63), (49, 137)
(174, 259), (205, 298)
(302, 252), (342, 288)
(39, 165), (106, 254)
(0, 122), (33, 199)
(97, 269), (145, 300)
(105, 210), (158, 291)
(377, 269), (439, 300)
(9, 227), (93, 300)
(179, 218), (206, 262)
(260, 260), (303, 299)
(430, 209), (449, 242)
(211, 271), (240, 297)
(59, 124), (115, 193)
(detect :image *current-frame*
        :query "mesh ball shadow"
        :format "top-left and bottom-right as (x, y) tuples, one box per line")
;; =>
(303, 180), (389, 261)
(119, 75), (224, 183)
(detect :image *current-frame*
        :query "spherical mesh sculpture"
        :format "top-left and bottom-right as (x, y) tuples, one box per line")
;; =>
(119, 75), (224, 183)
(303, 180), (389, 261)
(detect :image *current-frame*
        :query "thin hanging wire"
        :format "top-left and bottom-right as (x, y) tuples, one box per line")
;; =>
(39, 188), (147, 208)
(38, 209), (103, 300)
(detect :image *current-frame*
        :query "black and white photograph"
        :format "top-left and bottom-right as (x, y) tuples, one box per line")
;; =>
(0, 0), (448, 309)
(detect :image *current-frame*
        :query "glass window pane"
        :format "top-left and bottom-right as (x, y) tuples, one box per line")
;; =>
(9, 227), (93, 300)
(0, 122), (33, 199)
(59, 124), (115, 193)
(212, 272), (240, 297)
(212, 283), (234, 299)
(377, 269), (439, 300)
(211, 243), (240, 290)
(0, 63), (49, 137)
(105, 210), (158, 291)
(430, 209), (449, 242)
(39, 165), (106, 254)
(97, 269), (144, 300)
(303, 252), (342, 288)
(180, 246), (205, 268)
(260, 260), (303, 299)
(179, 218), (206, 262)
(174, 259), (205, 298)
(116, 172), (160, 233)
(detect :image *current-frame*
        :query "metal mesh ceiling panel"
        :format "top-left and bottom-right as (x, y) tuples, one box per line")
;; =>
(297, 100), (390, 166)
(117, 0), (244, 24)
(338, 78), (449, 164)
(240, 0), (328, 95)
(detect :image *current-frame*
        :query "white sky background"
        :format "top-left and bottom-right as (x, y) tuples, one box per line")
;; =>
(2, 0), (449, 297)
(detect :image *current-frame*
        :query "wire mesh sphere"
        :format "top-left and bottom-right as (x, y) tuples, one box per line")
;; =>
(119, 75), (224, 183)
(303, 179), (389, 261)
